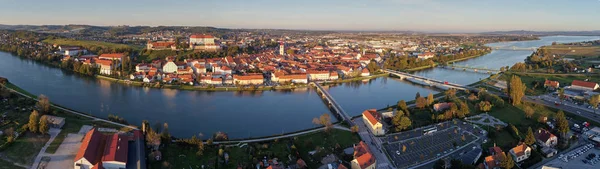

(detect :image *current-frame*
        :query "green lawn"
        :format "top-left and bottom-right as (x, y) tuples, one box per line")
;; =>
(0, 159), (24, 169)
(151, 129), (359, 169)
(1, 132), (49, 166)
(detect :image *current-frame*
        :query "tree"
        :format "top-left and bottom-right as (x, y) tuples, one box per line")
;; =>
(39, 115), (49, 134)
(445, 89), (457, 100)
(523, 105), (534, 118)
(313, 113), (333, 131)
(500, 152), (514, 169)
(28, 110), (40, 133)
(458, 101), (470, 118)
(415, 92), (421, 100)
(397, 100), (408, 111)
(146, 129), (161, 151)
(416, 97), (427, 109)
(525, 127), (535, 145)
(508, 75), (526, 105)
(351, 125), (359, 133)
(206, 139), (214, 146)
(510, 124), (519, 137)
(398, 116), (412, 131)
(161, 123), (170, 143)
(589, 94), (600, 114)
(478, 101), (493, 112)
(427, 93), (435, 106)
(36, 94), (51, 114)
(558, 88), (565, 104)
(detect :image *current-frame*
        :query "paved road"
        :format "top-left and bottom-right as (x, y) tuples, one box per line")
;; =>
(525, 96), (600, 124)
(30, 128), (61, 169)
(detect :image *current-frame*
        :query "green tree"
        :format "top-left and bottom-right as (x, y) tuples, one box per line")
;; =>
(28, 110), (40, 133)
(589, 94), (600, 114)
(427, 93), (435, 106)
(510, 124), (519, 137)
(501, 152), (514, 169)
(39, 115), (49, 134)
(525, 127), (535, 145)
(397, 116), (412, 131)
(397, 100), (408, 111)
(509, 75), (526, 105)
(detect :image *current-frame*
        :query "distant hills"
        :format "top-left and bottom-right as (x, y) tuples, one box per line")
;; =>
(482, 30), (600, 36)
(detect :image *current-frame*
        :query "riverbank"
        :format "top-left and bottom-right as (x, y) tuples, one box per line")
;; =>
(406, 51), (492, 72)
(94, 72), (388, 92)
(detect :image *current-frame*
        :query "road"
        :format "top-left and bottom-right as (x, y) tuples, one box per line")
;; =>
(524, 96), (600, 124)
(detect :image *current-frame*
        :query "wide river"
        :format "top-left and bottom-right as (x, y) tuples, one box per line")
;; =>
(0, 36), (597, 139)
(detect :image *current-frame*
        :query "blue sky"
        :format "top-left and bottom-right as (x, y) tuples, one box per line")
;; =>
(1, 0), (599, 32)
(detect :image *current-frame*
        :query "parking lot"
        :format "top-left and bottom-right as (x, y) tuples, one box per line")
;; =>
(540, 144), (600, 169)
(44, 125), (91, 169)
(383, 125), (478, 169)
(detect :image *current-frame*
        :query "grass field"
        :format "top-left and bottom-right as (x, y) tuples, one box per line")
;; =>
(501, 72), (600, 95)
(0, 159), (24, 169)
(151, 129), (359, 169)
(43, 38), (140, 51)
(543, 45), (600, 58)
(1, 132), (49, 166)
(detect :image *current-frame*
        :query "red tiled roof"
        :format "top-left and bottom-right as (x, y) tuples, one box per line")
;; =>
(354, 141), (376, 169)
(362, 109), (380, 125)
(572, 80), (598, 89)
(95, 59), (113, 66)
(99, 53), (124, 59)
(544, 80), (559, 88)
(75, 128), (103, 164)
(235, 75), (263, 80)
(534, 129), (556, 143)
(190, 34), (214, 39)
(102, 134), (129, 163)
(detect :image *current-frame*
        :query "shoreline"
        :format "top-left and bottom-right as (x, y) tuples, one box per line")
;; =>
(405, 50), (492, 72)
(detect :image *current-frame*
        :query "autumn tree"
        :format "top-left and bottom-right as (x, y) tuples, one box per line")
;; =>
(589, 94), (600, 114)
(397, 100), (408, 111)
(458, 101), (470, 118)
(28, 110), (40, 133)
(558, 88), (565, 104)
(478, 101), (493, 112)
(445, 88), (457, 100)
(501, 152), (514, 169)
(525, 127), (535, 145)
(39, 115), (49, 134)
(508, 75), (526, 105)
(313, 113), (332, 132)
(427, 93), (435, 106)
(555, 110), (569, 147)
(146, 129), (161, 151)
(36, 94), (51, 114)
(523, 105), (534, 118)
(416, 96), (427, 109)
(351, 125), (359, 133)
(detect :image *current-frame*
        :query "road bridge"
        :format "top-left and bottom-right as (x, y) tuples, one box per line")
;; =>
(440, 64), (501, 74)
(312, 82), (355, 126)
(384, 69), (475, 92)
(491, 46), (537, 51)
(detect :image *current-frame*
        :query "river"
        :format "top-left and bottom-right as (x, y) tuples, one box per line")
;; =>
(0, 36), (597, 139)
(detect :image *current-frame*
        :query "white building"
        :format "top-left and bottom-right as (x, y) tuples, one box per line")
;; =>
(162, 61), (177, 73)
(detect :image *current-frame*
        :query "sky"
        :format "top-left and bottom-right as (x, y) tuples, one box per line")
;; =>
(1, 0), (599, 32)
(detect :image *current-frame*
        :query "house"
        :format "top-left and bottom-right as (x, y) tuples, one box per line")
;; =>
(307, 70), (330, 81)
(350, 141), (376, 169)
(42, 115), (65, 129)
(95, 59), (115, 75)
(98, 53), (124, 61)
(360, 69), (370, 77)
(146, 41), (176, 50)
(162, 60), (177, 73)
(234, 74), (264, 85)
(433, 102), (453, 112)
(362, 109), (385, 136)
(509, 143), (531, 163)
(74, 128), (142, 169)
(417, 52), (435, 60)
(544, 80), (560, 90)
(540, 147), (558, 158)
(479, 146), (506, 169)
(534, 129), (558, 147)
(278, 74), (308, 84)
(571, 80), (599, 91)
(74, 128), (103, 169)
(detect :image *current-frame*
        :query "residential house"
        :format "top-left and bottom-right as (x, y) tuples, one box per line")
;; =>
(162, 60), (177, 73)
(417, 52), (435, 60)
(571, 80), (599, 91)
(433, 102), (453, 112)
(98, 53), (124, 61)
(95, 59), (115, 75)
(360, 69), (370, 77)
(534, 129), (558, 147)
(146, 41), (176, 50)
(362, 109), (385, 136)
(350, 141), (376, 169)
(509, 143), (531, 163)
(479, 146), (506, 169)
(307, 70), (330, 81)
(544, 80), (560, 90)
(234, 74), (264, 85)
